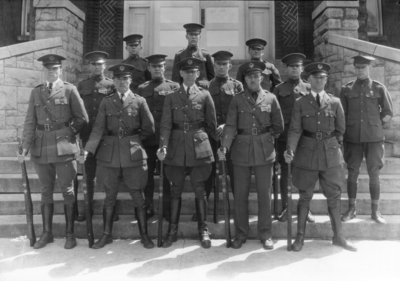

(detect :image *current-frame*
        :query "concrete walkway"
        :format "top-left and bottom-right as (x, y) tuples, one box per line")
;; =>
(0, 238), (398, 281)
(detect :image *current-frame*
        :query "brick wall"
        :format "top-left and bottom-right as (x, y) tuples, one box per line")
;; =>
(0, 38), (63, 142)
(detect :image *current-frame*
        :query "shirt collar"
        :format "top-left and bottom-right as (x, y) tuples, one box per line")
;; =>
(311, 90), (325, 99)
(46, 78), (60, 87)
(117, 89), (130, 99)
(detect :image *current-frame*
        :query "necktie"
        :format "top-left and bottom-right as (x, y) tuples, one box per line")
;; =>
(252, 92), (258, 102)
(120, 93), (124, 104)
(48, 83), (53, 91)
(316, 93), (321, 107)
(187, 86), (191, 97)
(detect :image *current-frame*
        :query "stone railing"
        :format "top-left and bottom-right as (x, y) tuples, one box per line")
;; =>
(0, 38), (64, 142)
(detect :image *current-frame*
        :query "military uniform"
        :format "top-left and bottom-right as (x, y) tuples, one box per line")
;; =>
(286, 62), (356, 252)
(85, 64), (155, 249)
(159, 57), (217, 249)
(21, 54), (88, 250)
(137, 74), (179, 217)
(221, 61), (284, 249)
(340, 55), (393, 224)
(121, 55), (151, 92)
(273, 53), (311, 222)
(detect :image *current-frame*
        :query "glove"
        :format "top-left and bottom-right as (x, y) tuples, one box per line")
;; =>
(283, 149), (294, 163)
(16, 148), (27, 164)
(157, 147), (167, 161)
(218, 147), (227, 161)
(215, 124), (225, 140)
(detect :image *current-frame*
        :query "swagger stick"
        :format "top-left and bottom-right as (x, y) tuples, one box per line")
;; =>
(157, 161), (164, 248)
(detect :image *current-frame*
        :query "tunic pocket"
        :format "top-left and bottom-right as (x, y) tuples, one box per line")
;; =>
(230, 135), (251, 163)
(324, 138), (342, 168)
(55, 129), (78, 156)
(129, 137), (147, 161)
(166, 133), (180, 159)
(293, 137), (315, 168)
(260, 133), (275, 162)
(97, 137), (114, 163)
(193, 131), (213, 159)
(30, 132), (43, 157)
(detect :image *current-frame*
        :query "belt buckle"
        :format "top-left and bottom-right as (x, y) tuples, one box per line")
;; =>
(44, 124), (50, 132)
(118, 128), (124, 138)
(316, 132), (323, 141)
(252, 127), (258, 136)
(183, 122), (190, 131)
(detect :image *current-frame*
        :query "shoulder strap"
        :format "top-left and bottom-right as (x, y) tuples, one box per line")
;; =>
(37, 92), (59, 123)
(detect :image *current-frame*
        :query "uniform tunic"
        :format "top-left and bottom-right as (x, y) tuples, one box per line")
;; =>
(205, 76), (243, 195)
(273, 78), (310, 206)
(340, 78), (393, 196)
(121, 56), (152, 92)
(287, 92), (345, 208)
(159, 84), (217, 198)
(137, 78), (179, 202)
(22, 79), (88, 204)
(236, 59), (282, 92)
(222, 89), (283, 241)
(171, 46), (215, 87)
(85, 90), (155, 207)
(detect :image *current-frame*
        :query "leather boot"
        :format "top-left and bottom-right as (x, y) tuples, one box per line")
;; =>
(92, 206), (115, 249)
(162, 197), (181, 248)
(196, 198), (211, 249)
(34, 203), (54, 249)
(146, 203), (155, 219)
(135, 206), (154, 249)
(64, 204), (77, 249)
(341, 203), (356, 222)
(371, 204), (386, 224)
(328, 207), (357, 251)
(292, 206), (308, 252)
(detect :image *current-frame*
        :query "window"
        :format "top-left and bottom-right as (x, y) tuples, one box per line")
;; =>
(366, 0), (383, 36)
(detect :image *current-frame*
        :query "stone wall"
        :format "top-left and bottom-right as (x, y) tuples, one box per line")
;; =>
(0, 38), (63, 142)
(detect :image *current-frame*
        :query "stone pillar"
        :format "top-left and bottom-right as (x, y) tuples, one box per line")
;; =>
(33, 0), (85, 84)
(312, 1), (360, 62)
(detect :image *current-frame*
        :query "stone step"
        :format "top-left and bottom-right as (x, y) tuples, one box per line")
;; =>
(1, 214), (399, 240)
(1, 173), (399, 194)
(1, 193), (399, 216)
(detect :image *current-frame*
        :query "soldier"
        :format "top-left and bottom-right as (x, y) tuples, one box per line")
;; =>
(171, 23), (215, 88)
(273, 53), (315, 223)
(157, 58), (217, 249)
(194, 51), (243, 222)
(236, 38), (281, 92)
(121, 34), (151, 92)
(18, 54), (88, 249)
(137, 54), (179, 219)
(75, 51), (115, 222)
(340, 55), (393, 224)
(84, 63), (155, 249)
(218, 61), (284, 250)
(283, 62), (357, 252)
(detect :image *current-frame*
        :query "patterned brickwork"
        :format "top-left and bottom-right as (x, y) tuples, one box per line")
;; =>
(99, 0), (118, 47)
(281, 1), (299, 47)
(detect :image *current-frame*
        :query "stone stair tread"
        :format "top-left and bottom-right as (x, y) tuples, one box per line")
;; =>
(1, 214), (399, 240)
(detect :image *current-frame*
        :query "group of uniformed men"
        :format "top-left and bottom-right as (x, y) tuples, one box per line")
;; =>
(18, 23), (393, 253)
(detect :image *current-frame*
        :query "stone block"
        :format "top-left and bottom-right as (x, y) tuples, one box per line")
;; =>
(385, 61), (400, 76)
(17, 87), (33, 103)
(317, 19), (342, 36)
(6, 109), (17, 116)
(345, 8), (359, 19)
(17, 104), (29, 116)
(56, 48), (68, 59)
(0, 60), (4, 74)
(36, 20), (68, 31)
(36, 8), (57, 21)
(337, 46), (344, 60)
(0, 129), (16, 142)
(35, 30), (68, 42)
(0, 86), (17, 110)
(4, 57), (16, 68)
(16, 60), (34, 70)
(342, 76), (356, 85)
(370, 67), (385, 84)
(6, 116), (25, 129)
(386, 75), (400, 92)
(326, 54), (338, 63)
(343, 48), (359, 58)
(0, 74), (4, 85)
(343, 64), (356, 77)
(4, 68), (41, 88)
(342, 19), (359, 30)
(0, 110), (5, 128)
(56, 8), (70, 21)
(324, 8), (344, 19)
(33, 49), (57, 60)
(0, 47), (11, 60)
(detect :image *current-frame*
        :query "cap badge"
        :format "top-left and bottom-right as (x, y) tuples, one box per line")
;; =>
(49, 56), (54, 61)
(119, 66), (125, 71)
(318, 64), (323, 69)
(249, 63), (254, 68)
(188, 60), (193, 65)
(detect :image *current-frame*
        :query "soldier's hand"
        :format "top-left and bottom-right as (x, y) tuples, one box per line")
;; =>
(76, 150), (88, 164)
(284, 149), (294, 163)
(218, 147), (227, 161)
(215, 124), (225, 140)
(382, 115), (392, 129)
(157, 147), (167, 161)
(16, 149), (27, 163)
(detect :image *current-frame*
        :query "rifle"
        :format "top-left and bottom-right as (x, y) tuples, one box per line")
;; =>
(287, 162), (293, 251)
(221, 158), (232, 248)
(213, 159), (220, 224)
(157, 160), (164, 248)
(78, 139), (94, 248)
(17, 137), (36, 247)
(273, 141), (279, 220)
